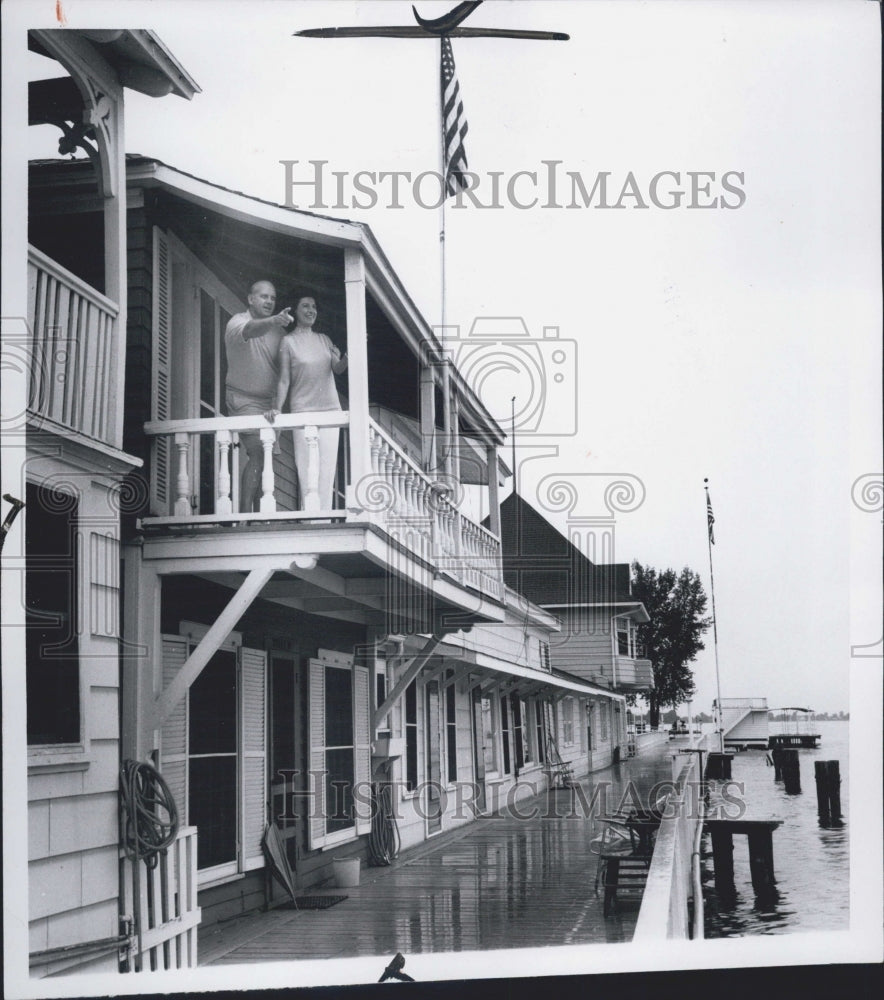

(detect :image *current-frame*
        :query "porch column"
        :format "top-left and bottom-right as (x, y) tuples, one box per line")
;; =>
(103, 87), (126, 451)
(486, 444), (501, 535)
(344, 248), (372, 505)
(441, 360), (454, 481)
(420, 360), (437, 474)
(121, 545), (161, 761)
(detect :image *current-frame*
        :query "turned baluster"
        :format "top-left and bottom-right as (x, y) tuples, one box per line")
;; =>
(302, 425), (321, 514)
(173, 433), (192, 517)
(217, 430), (233, 515)
(259, 427), (277, 513)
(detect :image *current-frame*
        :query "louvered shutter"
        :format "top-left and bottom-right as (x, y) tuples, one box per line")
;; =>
(308, 659), (327, 850)
(159, 635), (189, 821)
(150, 227), (172, 515)
(239, 646), (267, 871)
(353, 665), (372, 836)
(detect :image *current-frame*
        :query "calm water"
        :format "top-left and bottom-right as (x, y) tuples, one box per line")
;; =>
(703, 720), (849, 937)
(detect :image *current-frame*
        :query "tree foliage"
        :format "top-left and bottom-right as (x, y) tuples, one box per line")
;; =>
(631, 561), (712, 726)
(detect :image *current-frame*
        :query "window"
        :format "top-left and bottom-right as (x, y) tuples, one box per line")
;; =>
(159, 635), (267, 882)
(445, 680), (457, 782)
(539, 640), (551, 672)
(481, 694), (498, 773)
(599, 701), (609, 742)
(510, 694), (524, 771)
(189, 649), (238, 869)
(534, 700), (546, 764)
(308, 656), (371, 849)
(375, 657), (390, 735)
(26, 482), (80, 746)
(500, 695), (512, 774)
(405, 680), (418, 792)
(561, 698), (574, 746)
(520, 699), (533, 764)
(617, 620), (631, 656)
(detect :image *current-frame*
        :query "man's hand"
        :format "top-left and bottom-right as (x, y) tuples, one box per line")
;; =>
(274, 307), (294, 328)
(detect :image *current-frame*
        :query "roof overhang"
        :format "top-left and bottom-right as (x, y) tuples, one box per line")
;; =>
(541, 601), (650, 623)
(30, 29), (200, 99)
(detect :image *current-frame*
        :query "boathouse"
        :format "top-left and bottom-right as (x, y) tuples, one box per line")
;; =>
(718, 697), (770, 751)
(22, 136), (632, 972)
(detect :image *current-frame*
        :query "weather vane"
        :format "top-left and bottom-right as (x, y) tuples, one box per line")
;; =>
(294, 0), (569, 41)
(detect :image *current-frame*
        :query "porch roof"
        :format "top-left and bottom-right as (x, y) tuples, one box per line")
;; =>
(28, 154), (508, 454)
(29, 29), (200, 99)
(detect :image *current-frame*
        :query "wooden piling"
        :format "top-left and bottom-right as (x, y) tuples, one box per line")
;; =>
(771, 747), (783, 780)
(747, 829), (776, 891)
(710, 827), (735, 892)
(826, 760), (842, 822)
(781, 749), (800, 794)
(814, 761), (831, 823)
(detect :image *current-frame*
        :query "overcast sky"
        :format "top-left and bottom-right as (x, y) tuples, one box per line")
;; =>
(25, 0), (882, 715)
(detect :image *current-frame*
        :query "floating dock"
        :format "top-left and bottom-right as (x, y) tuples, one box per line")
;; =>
(768, 707), (820, 749)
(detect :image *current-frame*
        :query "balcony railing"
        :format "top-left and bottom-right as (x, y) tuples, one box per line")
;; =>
(27, 245), (119, 445)
(142, 412), (503, 601)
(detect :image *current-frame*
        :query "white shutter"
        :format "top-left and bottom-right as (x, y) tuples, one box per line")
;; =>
(308, 659), (327, 850)
(159, 635), (189, 821)
(240, 646), (267, 871)
(150, 227), (172, 515)
(353, 665), (372, 836)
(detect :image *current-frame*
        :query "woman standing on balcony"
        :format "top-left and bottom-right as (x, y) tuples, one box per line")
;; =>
(271, 295), (348, 513)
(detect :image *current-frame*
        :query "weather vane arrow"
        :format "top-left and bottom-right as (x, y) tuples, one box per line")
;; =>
(294, 0), (569, 40)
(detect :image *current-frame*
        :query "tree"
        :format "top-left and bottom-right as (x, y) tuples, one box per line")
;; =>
(631, 562), (712, 729)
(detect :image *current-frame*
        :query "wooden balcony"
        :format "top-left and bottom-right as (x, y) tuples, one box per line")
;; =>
(141, 411), (504, 603)
(27, 245), (120, 446)
(614, 656), (654, 692)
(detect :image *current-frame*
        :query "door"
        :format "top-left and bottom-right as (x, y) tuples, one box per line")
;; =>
(425, 680), (443, 834)
(188, 648), (238, 878)
(470, 686), (487, 813)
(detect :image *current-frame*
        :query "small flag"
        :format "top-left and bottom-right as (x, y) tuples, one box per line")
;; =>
(706, 491), (715, 545)
(441, 36), (469, 197)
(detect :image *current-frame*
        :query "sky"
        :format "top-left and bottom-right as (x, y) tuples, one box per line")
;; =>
(23, 0), (882, 716)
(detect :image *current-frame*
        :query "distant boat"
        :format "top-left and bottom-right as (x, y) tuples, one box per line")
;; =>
(768, 707), (821, 749)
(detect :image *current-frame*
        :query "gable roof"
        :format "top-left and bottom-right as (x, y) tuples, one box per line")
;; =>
(499, 491), (639, 609)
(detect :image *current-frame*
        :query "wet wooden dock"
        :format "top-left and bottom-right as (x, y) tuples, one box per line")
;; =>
(200, 735), (676, 965)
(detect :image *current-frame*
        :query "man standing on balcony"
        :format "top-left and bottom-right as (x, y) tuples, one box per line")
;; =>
(225, 280), (293, 512)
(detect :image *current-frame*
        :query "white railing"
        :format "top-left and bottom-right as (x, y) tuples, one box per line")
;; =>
(27, 245), (119, 444)
(633, 736), (709, 941)
(142, 413), (504, 600)
(144, 411), (350, 522)
(719, 697), (768, 709)
(367, 420), (502, 599)
(121, 826), (201, 971)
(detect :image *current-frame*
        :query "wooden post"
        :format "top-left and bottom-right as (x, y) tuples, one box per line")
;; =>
(781, 749), (801, 794)
(747, 829), (776, 892)
(771, 747), (783, 780)
(710, 828), (735, 892)
(826, 760), (842, 822)
(814, 760), (831, 824)
(344, 248), (371, 506)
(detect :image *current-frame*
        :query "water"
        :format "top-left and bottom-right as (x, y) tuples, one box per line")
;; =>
(703, 720), (849, 937)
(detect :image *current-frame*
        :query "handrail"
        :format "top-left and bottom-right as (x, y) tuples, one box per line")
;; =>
(28, 244), (119, 316)
(145, 411), (349, 435)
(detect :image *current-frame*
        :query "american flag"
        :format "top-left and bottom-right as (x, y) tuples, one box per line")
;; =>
(706, 491), (716, 545)
(441, 36), (469, 197)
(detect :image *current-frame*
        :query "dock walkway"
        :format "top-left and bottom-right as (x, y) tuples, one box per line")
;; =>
(200, 734), (675, 964)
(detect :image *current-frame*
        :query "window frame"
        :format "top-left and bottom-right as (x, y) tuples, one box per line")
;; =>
(25, 481), (82, 752)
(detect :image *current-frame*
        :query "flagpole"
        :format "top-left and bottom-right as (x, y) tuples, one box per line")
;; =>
(438, 37), (447, 334)
(704, 477), (724, 754)
(511, 396), (517, 493)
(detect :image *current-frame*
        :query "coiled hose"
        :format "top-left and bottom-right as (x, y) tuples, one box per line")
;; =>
(368, 768), (401, 866)
(119, 759), (179, 869)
